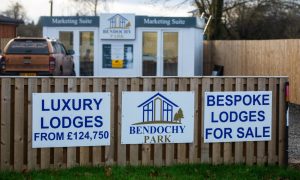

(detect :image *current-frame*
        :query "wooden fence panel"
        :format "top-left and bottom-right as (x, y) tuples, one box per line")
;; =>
(14, 78), (25, 171)
(117, 79), (127, 166)
(40, 78), (51, 169)
(105, 78), (115, 165)
(212, 78), (222, 165)
(27, 78), (38, 170)
(189, 78), (200, 163)
(92, 78), (104, 166)
(129, 78), (140, 166)
(178, 78), (188, 164)
(223, 78), (233, 164)
(279, 79), (287, 165)
(54, 78), (64, 168)
(257, 78), (267, 165)
(201, 77), (210, 163)
(154, 78), (164, 166)
(0, 77), (288, 171)
(1, 78), (11, 170)
(79, 78), (90, 166)
(165, 78), (176, 165)
(246, 78), (255, 165)
(234, 78), (244, 163)
(204, 40), (299, 105)
(141, 78), (153, 166)
(268, 78), (277, 164)
(66, 78), (77, 168)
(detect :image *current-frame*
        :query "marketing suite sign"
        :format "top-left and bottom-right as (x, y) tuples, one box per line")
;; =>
(100, 13), (135, 39)
(32, 93), (111, 148)
(122, 92), (194, 144)
(204, 91), (272, 143)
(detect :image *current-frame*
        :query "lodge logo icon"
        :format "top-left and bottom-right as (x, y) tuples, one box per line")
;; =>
(107, 14), (131, 29)
(133, 93), (184, 125)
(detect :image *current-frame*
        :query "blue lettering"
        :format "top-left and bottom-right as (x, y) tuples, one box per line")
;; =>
(258, 111), (265, 121)
(262, 94), (270, 105)
(255, 127), (262, 138)
(50, 117), (61, 128)
(239, 111), (248, 122)
(214, 128), (223, 139)
(130, 126), (135, 134)
(211, 112), (218, 123)
(41, 100), (50, 111)
(249, 111), (256, 122)
(224, 128), (232, 139)
(61, 99), (71, 111)
(85, 116), (93, 128)
(41, 117), (49, 129)
(263, 126), (270, 137)
(51, 99), (60, 111)
(225, 95), (233, 106)
(72, 99), (81, 110)
(230, 111), (238, 122)
(73, 116), (83, 128)
(245, 127), (254, 138)
(243, 95), (252, 106)
(94, 116), (103, 127)
(207, 95), (215, 106)
(219, 112), (228, 122)
(83, 99), (93, 110)
(237, 127), (244, 138)
(234, 95), (242, 105)
(253, 94), (261, 105)
(216, 95), (224, 106)
(205, 128), (212, 139)
(94, 99), (103, 110)
(34, 133), (40, 141)
(62, 117), (72, 128)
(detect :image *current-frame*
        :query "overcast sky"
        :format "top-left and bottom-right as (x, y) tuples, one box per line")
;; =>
(0, 0), (194, 23)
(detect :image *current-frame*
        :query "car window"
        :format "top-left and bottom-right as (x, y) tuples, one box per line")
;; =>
(59, 43), (67, 55)
(6, 39), (49, 54)
(51, 42), (58, 53)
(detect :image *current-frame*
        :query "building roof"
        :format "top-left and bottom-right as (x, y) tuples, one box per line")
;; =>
(0, 15), (24, 25)
(137, 93), (178, 108)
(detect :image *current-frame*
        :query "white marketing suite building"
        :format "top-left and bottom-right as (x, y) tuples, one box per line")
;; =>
(41, 14), (204, 76)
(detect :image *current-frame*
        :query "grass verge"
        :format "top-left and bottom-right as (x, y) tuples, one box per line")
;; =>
(0, 164), (299, 179)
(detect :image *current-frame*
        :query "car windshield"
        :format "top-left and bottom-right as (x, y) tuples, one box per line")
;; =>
(6, 39), (49, 54)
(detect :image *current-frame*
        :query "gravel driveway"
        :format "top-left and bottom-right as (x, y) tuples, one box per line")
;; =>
(289, 104), (300, 164)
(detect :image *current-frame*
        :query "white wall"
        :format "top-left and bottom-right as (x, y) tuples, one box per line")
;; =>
(43, 26), (204, 77)
(194, 28), (203, 76)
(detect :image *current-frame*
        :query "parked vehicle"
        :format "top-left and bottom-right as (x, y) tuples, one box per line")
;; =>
(0, 37), (75, 76)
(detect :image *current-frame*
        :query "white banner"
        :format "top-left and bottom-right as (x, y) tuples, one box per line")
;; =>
(100, 13), (135, 39)
(122, 91), (194, 144)
(32, 93), (111, 148)
(204, 91), (272, 143)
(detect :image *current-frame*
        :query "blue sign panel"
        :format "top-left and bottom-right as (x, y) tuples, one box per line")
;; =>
(40, 16), (99, 27)
(135, 16), (196, 28)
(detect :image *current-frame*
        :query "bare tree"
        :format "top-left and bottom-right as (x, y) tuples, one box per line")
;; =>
(149, 0), (300, 39)
(2, 1), (27, 21)
(72, 0), (113, 16)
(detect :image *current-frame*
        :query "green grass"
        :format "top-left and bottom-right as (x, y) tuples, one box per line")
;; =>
(0, 164), (299, 180)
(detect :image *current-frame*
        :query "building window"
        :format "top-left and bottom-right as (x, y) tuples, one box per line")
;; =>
(143, 102), (153, 122)
(163, 101), (173, 122)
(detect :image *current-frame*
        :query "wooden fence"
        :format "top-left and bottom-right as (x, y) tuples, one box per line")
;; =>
(0, 77), (287, 171)
(204, 40), (300, 105)
(0, 38), (10, 51)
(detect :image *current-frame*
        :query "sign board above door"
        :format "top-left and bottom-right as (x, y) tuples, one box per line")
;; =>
(100, 13), (136, 40)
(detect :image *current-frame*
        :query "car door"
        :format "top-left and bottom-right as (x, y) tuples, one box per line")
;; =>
(60, 43), (74, 76)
